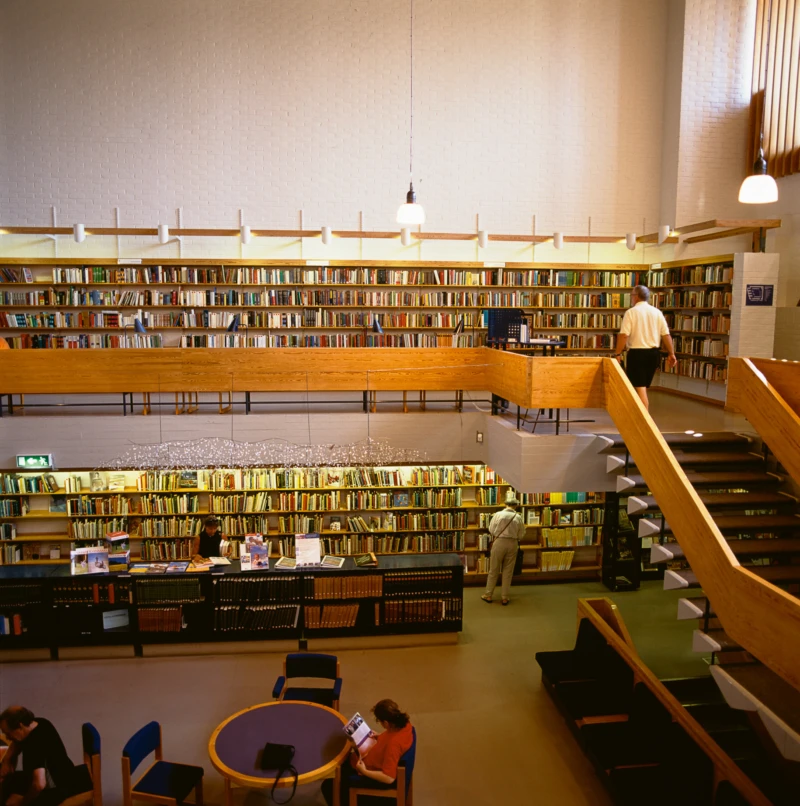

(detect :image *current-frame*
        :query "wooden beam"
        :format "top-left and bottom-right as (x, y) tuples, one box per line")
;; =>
(636, 233), (680, 244)
(0, 226), (73, 235)
(683, 227), (757, 244)
(671, 220), (721, 235)
(714, 218), (781, 229)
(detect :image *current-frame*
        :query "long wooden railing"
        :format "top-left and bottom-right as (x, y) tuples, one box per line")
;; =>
(1, 348), (799, 691)
(727, 357), (800, 485)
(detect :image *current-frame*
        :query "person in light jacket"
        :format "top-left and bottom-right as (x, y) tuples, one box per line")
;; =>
(481, 497), (526, 606)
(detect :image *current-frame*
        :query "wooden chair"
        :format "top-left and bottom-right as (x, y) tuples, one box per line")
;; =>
(60, 723), (103, 806)
(272, 652), (342, 711)
(349, 727), (416, 806)
(121, 721), (203, 806)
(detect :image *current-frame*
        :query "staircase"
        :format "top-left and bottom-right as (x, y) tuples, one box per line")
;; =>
(597, 430), (800, 801)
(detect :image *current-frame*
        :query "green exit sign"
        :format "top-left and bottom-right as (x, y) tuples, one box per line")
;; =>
(16, 454), (54, 469)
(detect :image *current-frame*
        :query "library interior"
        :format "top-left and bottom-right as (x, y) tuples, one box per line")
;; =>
(1, 1), (800, 805)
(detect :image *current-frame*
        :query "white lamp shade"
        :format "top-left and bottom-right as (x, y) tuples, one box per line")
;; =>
(400, 227), (412, 247)
(626, 233), (637, 250)
(158, 224), (170, 244)
(240, 225), (251, 244)
(738, 173), (779, 204)
(73, 224), (85, 243)
(321, 226), (332, 245)
(553, 232), (564, 250)
(478, 230), (489, 249)
(397, 202), (425, 225)
(658, 224), (670, 245)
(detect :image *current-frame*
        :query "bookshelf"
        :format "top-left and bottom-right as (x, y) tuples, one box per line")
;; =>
(0, 260), (644, 352)
(0, 466), (604, 583)
(647, 255), (734, 400)
(0, 555), (463, 655)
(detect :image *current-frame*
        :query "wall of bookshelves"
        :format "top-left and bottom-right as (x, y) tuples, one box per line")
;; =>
(0, 260), (643, 353)
(646, 255), (734, 402)
(0, 465), (604, 583)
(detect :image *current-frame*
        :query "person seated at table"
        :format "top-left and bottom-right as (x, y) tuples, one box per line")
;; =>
(192, 516), (226, 560)
(321, 699), (413, 806)
(0, 706), (77, 806)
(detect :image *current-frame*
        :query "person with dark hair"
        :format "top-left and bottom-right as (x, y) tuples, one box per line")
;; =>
(615, 284), (677, 410)
(321, 699), (413, 806)
(481, 496), (525, 606)
(192, 515), (226, 560)
(0, 706), (76, 806)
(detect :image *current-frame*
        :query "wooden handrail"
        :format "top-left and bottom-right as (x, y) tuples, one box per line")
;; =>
(577, 598), (772, 806)
(747, 358), (800, 414)
(727, 358), (800, 486)
(604, 357), (800, 693)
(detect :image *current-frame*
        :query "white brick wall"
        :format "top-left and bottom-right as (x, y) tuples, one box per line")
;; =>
(0, 0), (667, 237)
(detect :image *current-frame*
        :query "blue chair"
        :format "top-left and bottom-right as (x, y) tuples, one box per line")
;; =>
(348, 727), (416, 806)
(272, 653), (342, 711)
(61, 722), (103, 806)
(121, 721), (203, 806)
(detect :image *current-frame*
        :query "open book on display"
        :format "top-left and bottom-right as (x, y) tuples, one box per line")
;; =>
(343, 712), (376, 756)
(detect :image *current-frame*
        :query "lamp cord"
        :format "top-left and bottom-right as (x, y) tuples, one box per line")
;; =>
(409, 0), (414, 182)
(760, 0), (773, 151)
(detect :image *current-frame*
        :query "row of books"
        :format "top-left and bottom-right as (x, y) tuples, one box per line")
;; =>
(316, 534), (466, 554)
(209, 492), (272, 513)
(39, 265), (645, 288)
(135, 578), (202, 604)
(540, 551), (575, 571)
(68, 518), (129, 539)
(520, 492), (603, 504)
(214, 604), (300, 632)
(660, 358), (728, 382)
(138, 518), (202, 537)
(383, 570), (457, 595)
(346, 513), (468, 531)
(0, 267), (25, 282)
(0, 474), (60, 494)
(304, 603), (360, 629)
(138, 607), (182, 632)
(304, 575), (383, 600)
(664, 313), (731, 334)
(214, 575), (302, 603)
(651, 290), (732, 309)
(672, 336), (728, 358)
(67, 495), (131, 516)
(52, 582), (129, 604)
(140, 540), (193, 561)
(555, 333), (615, 349)
(180, 333), (483, 349)
(531, 508), (604, 527)
(276, 515), (323, 534)
(541, 527), (597, 547)
(342, 489), (463, 509)
(137, 494), (200, 515)
(528, 313), (623, 329)
(648, 263), (733, 287)
(381, 597), (462, 624)
(2, 334), (163, 349)
(0, 500), (23, 516)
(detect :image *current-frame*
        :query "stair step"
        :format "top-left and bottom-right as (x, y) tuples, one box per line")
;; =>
(683, 702), (751, 734)
(746, 564), (800, 583)
(651, 538), (800, 564)
(677, 597), (713, 620)
(664, 569), (698, 590)
(628, 491), (795, 515)
(596, 432), (753, 452)
(661, 675), (725, 705)
(616, 470), (782, 492)
(692, 629), (742, 654)
(639, 514), (800, 538)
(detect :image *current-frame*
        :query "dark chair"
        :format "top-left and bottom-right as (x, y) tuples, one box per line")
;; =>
(713, 781), (750, 806)
(349, 726), (416, 806)
(61, 723), (103, 806)
(536, 617), (609, 685)
(272, 652), (342, 711)
(121, 721), (203, 806)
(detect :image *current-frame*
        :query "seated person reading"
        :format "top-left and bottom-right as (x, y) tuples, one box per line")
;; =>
(321, 699), (413, 806)
(192, 515), (226, 561)
(0, 706), (77, 806)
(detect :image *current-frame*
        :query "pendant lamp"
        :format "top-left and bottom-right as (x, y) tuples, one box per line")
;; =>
(739, 0), (779, 204)
(397, 0), (425, 225)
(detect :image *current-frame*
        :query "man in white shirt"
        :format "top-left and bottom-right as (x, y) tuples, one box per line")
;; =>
(480, 497), (526, 606)
(615, 285), (677, 410)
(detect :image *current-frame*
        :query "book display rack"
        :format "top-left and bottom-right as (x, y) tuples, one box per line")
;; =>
(0, 466), (605, 583)
(0, 260), (646, 352)
(0, 555), (462, 657)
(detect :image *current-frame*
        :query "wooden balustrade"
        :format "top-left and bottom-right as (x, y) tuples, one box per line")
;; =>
(747, 358), (800, 414)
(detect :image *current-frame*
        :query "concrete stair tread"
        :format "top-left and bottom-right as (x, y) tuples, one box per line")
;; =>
(661, 675), (725, 705)
(595, 432), (752, 452)
(712, 664), (800, 762)
(651, 538), (800, 564)
(617, 470), (782, 492)
(677, 597), (714, 620)
(628, 491), (795, 514)
(664, 569), (698, 590)
(692, 628), (742, 653)
(639, 514), (800, 538)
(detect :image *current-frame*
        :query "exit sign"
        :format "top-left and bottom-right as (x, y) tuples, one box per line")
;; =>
(16, 454), (54, 469)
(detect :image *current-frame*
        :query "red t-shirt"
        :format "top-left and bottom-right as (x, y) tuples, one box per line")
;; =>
(362, 723), (413, 780)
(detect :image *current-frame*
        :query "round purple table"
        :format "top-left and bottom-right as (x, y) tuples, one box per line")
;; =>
(209, 701), (349, 806)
